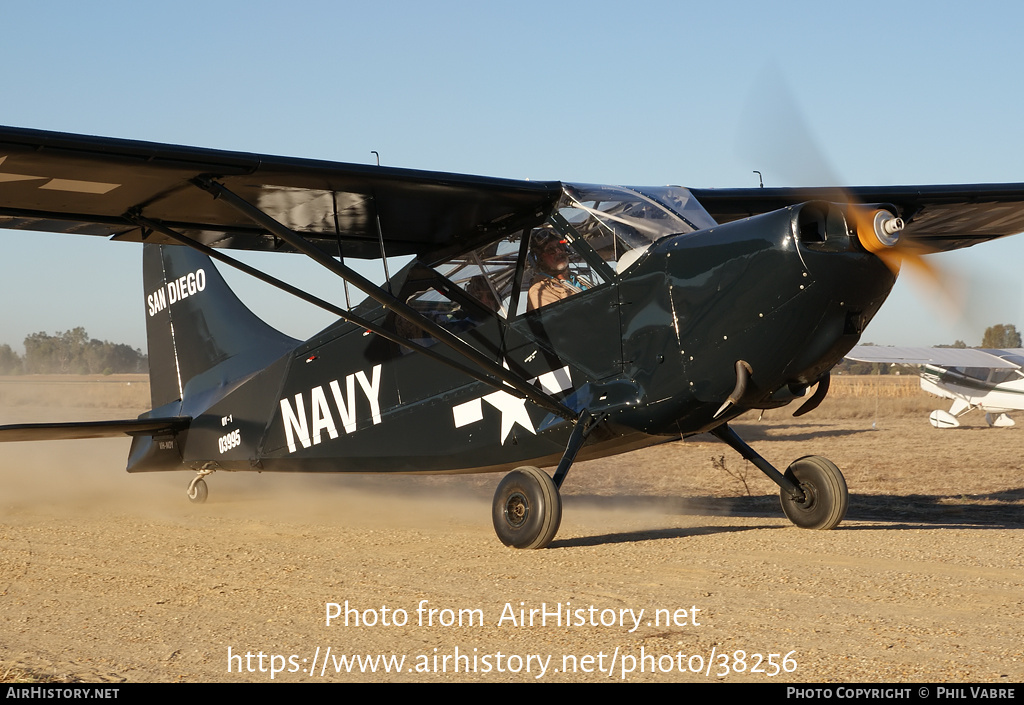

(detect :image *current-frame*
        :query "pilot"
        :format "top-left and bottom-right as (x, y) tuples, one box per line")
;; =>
(526, 231), (590, 311)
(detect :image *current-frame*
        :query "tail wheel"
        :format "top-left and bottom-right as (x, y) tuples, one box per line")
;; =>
(492, 466), (561, 549)
(187, 478), (208, 504)
(780, 455), (847, 530)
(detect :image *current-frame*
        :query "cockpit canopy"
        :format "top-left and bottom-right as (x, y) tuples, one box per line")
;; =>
(388, 184), (715, 335)
(557, 183), (717, 269)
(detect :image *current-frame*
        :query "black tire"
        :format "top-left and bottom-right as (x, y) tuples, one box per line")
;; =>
(187, 478), (208, 504)
(779, 455), (847, 530)
(492, 466), (561, 549)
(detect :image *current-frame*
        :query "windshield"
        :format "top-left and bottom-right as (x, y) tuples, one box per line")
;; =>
(558, 184), (715, 272)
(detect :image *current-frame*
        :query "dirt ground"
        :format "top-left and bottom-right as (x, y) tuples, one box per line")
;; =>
(0, 376), (1021, 683)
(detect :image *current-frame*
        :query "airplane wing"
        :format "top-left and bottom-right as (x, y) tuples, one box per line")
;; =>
(0, 417), (190, 442)
(689, 184), (1024, 252)
(846, 345), (1024, 369)
(7, 126), (1024, 261)
(0, 125), (561, 261)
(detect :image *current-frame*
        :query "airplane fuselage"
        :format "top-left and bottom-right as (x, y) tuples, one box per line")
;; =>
(128, 200), (896, 476)
(922, 365), (1024, 415)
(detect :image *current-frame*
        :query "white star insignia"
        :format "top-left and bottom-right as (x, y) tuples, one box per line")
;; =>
(451, 365), (573, 444)
(481, 390), (537, 443)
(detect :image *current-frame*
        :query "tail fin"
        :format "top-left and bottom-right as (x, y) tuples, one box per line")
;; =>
(143, 244), (299, 412)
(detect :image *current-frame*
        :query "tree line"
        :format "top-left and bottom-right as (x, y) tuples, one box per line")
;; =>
(0, 328), (147, 375)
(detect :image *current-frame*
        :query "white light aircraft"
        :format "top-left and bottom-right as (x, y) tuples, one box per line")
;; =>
(846, 346), (1024, 428)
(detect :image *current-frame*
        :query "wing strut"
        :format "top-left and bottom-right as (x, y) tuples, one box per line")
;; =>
(189, 177), (577, 422)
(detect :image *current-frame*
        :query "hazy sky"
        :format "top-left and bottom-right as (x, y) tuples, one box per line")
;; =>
(3, 0), (1024, 352)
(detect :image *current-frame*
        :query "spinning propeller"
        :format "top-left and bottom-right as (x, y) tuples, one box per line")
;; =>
(738, 67), (953, 302)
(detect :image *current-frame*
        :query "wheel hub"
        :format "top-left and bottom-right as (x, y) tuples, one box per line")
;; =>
(794, 481), (818, 510)
(504, 492), (529, 527)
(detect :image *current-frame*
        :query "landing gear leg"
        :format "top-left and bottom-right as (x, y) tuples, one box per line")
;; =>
(710, 423), (848, 530)
(186, 464), (216, 504)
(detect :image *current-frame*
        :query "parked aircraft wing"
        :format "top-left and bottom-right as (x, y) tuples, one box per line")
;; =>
(846, 345), (1024, 368)
(0, 125), (561, 261)
(689, 184), (1024, 252)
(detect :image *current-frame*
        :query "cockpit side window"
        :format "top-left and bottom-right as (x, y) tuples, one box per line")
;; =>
(423, 236), (522, 317)
(394, 234), (525, 344)
(988, 368), (1023, 385)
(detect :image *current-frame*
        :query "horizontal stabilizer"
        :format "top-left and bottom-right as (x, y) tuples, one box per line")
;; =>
(0, 417), (190, 442)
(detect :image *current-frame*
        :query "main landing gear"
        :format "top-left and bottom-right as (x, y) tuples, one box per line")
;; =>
(492, 466), (562, 549)
(710, 424), (848, 530)
(491, 411), (602, 549)
(778, 455), (848, 530)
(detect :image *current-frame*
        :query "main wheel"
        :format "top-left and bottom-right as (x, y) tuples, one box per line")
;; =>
(187, 478), (208, 504)
(779, 455), (847, 530)
(492, 466), (561, 549)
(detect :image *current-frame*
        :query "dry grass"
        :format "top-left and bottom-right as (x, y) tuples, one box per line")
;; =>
(830, 374), (921, 396)
(801, 374), (936, 419)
